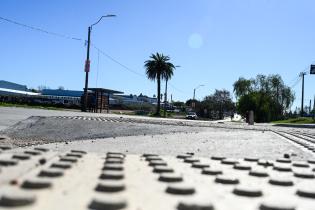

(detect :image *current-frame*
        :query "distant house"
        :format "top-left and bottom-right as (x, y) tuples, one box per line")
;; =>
(137, 94), (157, 104)
(113, 94), (157, 106)
(114, 94), (139, 105)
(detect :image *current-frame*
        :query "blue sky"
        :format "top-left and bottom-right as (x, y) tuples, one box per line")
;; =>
(1, 0), (315, 110)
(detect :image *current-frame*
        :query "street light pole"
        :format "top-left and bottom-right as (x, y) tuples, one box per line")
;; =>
(193, 84), (204, 100)
(82, 15), (116, 112)
(192, 84), (204, 110)
(300, 72), (306, 116)
(163, 65), (180, 117)
(163, 78), (168, 117)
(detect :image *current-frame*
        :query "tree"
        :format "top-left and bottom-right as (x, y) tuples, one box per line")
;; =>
(201, 89), (235, 119)
(144, 53), (175, 115)
(37, 85), (49, 91)
(189, 89), (235, 120)
(185, 99), (199, 107)
(29, 87), (39, 93)
(234, 74), (295, 122)
(172, 101), (185, 112)
(270, 74), (282, 100)
(238, 92), (274, 122)
(233, 77), (253, 98)
(173, 101), (185, 108)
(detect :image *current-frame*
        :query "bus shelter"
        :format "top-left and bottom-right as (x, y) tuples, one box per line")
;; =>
(82, 88), (123, 113)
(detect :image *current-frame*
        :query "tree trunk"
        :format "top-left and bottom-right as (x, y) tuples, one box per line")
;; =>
(156, 75), (161, 115)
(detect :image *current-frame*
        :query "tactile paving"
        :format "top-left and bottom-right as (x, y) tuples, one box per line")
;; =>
(275, 131), (315, 156)
(0, 147), (314, 210)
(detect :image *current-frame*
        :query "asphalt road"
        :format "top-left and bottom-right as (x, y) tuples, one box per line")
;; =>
(0, 107), (315, 160)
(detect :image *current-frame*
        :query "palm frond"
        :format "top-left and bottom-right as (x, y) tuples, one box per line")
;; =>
(144, 52), (176, 81)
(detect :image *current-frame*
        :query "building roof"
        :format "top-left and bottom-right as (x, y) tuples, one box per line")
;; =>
(87, 88), (123, 94)
(41, 89), (83, 97)
(0, 80), (28, 91)
(0, 87), (39, 96)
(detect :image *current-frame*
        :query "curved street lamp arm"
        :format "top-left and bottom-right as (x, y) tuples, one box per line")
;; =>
(91, 15), (116, 28)
(195, 84), (205, 90)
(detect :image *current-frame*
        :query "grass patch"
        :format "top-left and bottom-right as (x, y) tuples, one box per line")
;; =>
(272, 117), (315, 124)
(147, 110), (174, 118)
(0, 102), (65, 111)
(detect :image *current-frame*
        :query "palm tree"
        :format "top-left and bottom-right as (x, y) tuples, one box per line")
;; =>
(144, 53), (175, 116)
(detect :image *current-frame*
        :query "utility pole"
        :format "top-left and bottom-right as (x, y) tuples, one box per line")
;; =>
(82, 15), (116, 112)
(300, 72), (306, 116)
(163, 79), (168, 117)
(82, 26), (91, 112)
(192, 84), (204, 110)
(193, 84), (204, 100)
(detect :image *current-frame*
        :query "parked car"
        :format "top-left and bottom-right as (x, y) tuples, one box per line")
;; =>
(186, 112), (197, 120)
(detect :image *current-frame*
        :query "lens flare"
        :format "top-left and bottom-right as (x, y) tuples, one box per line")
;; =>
(188, 33), (203, 49)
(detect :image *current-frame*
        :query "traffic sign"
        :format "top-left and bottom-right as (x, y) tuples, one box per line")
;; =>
(84, 60), (90, 72)
(310, 64), (315, 74)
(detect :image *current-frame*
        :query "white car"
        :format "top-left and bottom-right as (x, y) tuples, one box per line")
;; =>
(186, 112), (197, 120)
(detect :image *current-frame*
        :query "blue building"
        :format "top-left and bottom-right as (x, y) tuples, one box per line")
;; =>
(36, 89), (83, 107)
(41, 89), (83, 97)
(0, 80), (28, 91)
(0, 80), (38, 96)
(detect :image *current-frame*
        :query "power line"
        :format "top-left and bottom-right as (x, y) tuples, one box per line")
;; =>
(96, 49), (100, 88)
(290, 77), (301, 89)
(168, 83), (187, 94)
(91, 43), (145, 78)
(289, 61), (315, 89)
(91, 43), (188, 94)
(0, 16), (82, 41)
(288, 75), (299, 86)
(0, 15), (188, 95)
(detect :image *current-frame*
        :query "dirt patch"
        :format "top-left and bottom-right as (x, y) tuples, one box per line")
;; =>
(0, 116), (206, 147)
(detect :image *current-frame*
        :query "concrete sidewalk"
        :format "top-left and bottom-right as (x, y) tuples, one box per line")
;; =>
(0, 107), (315, 210)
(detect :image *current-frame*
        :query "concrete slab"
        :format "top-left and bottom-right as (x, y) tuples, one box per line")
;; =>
(0, 147), (314, 210)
